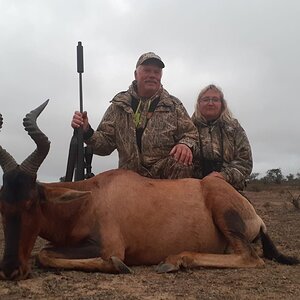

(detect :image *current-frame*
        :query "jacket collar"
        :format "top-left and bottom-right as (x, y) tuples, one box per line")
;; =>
(111, 81), (174, 112)
(192, 113), (222, 127)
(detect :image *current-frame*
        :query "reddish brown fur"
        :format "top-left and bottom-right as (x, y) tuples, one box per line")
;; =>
(0, 169), (268, 280)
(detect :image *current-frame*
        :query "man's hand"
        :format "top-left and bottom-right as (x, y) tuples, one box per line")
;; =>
(169, 144), (193, 166)
(71, 111), (89, 132)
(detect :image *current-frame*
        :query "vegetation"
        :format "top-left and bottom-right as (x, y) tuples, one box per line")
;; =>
(246, 168), (300, 209)
(247, 168), (300, 185)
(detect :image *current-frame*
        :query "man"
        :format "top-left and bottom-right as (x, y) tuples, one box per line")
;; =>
(71, 52), (198, 179)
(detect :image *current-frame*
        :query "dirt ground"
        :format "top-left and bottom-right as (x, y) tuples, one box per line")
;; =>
(0, 185), (299, 300)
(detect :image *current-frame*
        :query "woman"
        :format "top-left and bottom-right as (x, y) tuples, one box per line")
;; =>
(192, 84), (252, 190)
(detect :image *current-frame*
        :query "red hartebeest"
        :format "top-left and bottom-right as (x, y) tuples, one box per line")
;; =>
(0, 101), (298, 280)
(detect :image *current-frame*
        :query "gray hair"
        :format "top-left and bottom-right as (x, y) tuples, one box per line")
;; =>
(194, 84), (233, 122)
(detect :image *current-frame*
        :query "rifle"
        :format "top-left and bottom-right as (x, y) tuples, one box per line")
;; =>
(64, 41), (94, 182)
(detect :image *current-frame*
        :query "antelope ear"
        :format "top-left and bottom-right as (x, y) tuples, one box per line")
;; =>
(40, 185), (92, 204)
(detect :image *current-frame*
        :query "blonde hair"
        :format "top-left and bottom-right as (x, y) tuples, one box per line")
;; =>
(194, 84), (233, 122)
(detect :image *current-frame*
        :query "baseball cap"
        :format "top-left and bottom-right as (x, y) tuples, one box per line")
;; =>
(136, 52), (165, 68)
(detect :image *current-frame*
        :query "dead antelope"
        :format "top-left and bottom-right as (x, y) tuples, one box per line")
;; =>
(0, 101), (298, 280)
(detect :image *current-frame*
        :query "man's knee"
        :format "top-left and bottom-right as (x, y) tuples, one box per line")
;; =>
(161, 157), (193, 179)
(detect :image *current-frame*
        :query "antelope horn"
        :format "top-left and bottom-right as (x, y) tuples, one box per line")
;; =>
(0, 113), (18, 173)
(20, 100), (51, 176)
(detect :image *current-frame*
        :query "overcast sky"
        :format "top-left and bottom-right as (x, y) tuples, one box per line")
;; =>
(1, 0), (299, 182)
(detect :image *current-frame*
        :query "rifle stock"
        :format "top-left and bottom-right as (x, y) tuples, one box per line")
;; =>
(65, 131), (77, 181)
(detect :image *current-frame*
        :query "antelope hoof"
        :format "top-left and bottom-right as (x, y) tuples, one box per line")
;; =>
(156, 262), (179, 273)
(110, 256), (133, 274)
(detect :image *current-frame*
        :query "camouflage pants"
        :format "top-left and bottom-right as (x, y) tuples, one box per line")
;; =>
(139, 156), (193, 179)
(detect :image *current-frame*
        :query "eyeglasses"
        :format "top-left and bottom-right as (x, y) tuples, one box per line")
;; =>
(199, 97), (221, 104)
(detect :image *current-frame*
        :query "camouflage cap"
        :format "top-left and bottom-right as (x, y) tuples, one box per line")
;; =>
(136, 52), (165, 69)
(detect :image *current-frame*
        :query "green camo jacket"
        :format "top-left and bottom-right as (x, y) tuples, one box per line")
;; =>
(85, 85), (198, 177)
(192, 114), (253, 190)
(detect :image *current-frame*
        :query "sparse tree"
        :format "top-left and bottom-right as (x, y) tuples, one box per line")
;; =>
(59, 176), (65, 182)
(264, 168), (284, 184)
(286, 173), (294, 182)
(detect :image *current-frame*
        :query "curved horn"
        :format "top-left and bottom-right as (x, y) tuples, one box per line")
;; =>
(0, 114), (18, 173)
(20, 100), (51, 176)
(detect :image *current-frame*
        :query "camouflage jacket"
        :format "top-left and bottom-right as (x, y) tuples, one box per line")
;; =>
(85, 82), (198, 177)
(192, 114), (253, 190)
